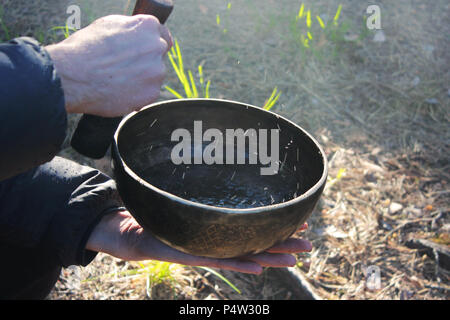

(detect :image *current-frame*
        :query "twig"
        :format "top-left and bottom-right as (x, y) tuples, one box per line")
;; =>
(378, 216), (439, 243)
(405, 239), (450, 270)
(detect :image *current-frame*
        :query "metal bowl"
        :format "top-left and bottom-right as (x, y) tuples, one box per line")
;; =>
(111, 99), (327, 258)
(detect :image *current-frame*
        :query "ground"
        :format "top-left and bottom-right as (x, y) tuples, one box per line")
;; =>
(1, 0), (448, 300)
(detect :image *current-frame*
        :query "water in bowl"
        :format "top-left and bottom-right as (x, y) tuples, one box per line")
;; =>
(140, 160), (299, 209)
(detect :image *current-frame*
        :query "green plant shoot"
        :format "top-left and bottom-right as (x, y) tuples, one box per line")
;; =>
(294, 3), (344, 49)
(51, 25), (77, 39)
(316, 15), (326, 29)
(334, 5), (343, 25)
(0, 5), (11, 41)
(263, 87), (282, 111)
(298, 4), (305, 19)
(197, 267), (241, 294)
(166, 39), (211, 99)
(306, 10), (312, 28)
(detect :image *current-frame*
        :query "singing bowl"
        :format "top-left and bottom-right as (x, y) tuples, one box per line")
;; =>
(111, 99), (327, 258)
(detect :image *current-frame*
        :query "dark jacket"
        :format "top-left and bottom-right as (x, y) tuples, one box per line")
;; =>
(0, 37), (123, 299)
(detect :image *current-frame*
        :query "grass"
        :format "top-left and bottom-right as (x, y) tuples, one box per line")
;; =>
(0, 5), (11, 41)
(129, 261), (182, 299)
(51, 25), (77, 39)
(283, 2), (372, 64)
(197, 267), (242, 294)
(263, 87), (282, 111)
(293, 4), (344, 52)
(215, 1), (232, 34)
(325, 168), (346, 191)
(83, 260), (242, 299)
(165, 38), (282, 110)
(81, 260), (185, 299)
(165, 39), (211, 99)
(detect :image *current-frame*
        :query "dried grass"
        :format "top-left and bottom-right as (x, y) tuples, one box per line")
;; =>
(301, 141), (449, 300)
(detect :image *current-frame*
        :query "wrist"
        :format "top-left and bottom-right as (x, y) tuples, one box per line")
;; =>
(85, 210), (123, 253)
(45, 44), (85, 114)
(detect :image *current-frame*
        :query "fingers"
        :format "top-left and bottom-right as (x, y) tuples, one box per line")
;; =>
(242, 252), (297, 268)
(166, 253), (264, 275)
(298, 222), (308, 232)
(135, 220), (311, 276)
(263, 222), (311, 254)
(137, 15), (172, 54)
(138, 232), (264, 274)
(171, 253), (264, 275)
(206, 258), (263, 275)
(265, 238), (312, 254)
(159, 25), (173, 52)
(128, 15), (172, 54)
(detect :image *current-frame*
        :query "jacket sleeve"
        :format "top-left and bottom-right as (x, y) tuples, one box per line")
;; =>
(0, 38), (124, 267)
(0, 157), (124, 267)
(0, 37), (67, 181)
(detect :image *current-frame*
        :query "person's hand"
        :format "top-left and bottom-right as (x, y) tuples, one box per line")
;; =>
(86, 210), (312, 275)
(45, 15), (173, 117)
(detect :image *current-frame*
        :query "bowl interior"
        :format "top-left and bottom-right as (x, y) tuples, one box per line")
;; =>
(116, 99), (325, 209)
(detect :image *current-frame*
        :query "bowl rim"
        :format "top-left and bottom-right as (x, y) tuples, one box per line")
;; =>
(112, 98), (328, 214)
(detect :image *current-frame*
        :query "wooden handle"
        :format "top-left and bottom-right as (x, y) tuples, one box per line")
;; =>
(133, 0), (174, 23)
(70, 0), (174, 159)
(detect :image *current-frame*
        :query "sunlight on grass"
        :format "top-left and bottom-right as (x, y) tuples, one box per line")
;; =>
(297, 3), (305, 20)
(83, 260), (242, 298)
(263, 87), (282, 111)
(165, 39), (211, 99)
(334, 4), (343, 25)
(51, 25), (77, 39)
(326, 168), (346, 190)
(316, 15), (326, 29)
(166, 39), (281, 111)
(295, 3), (344, 49)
